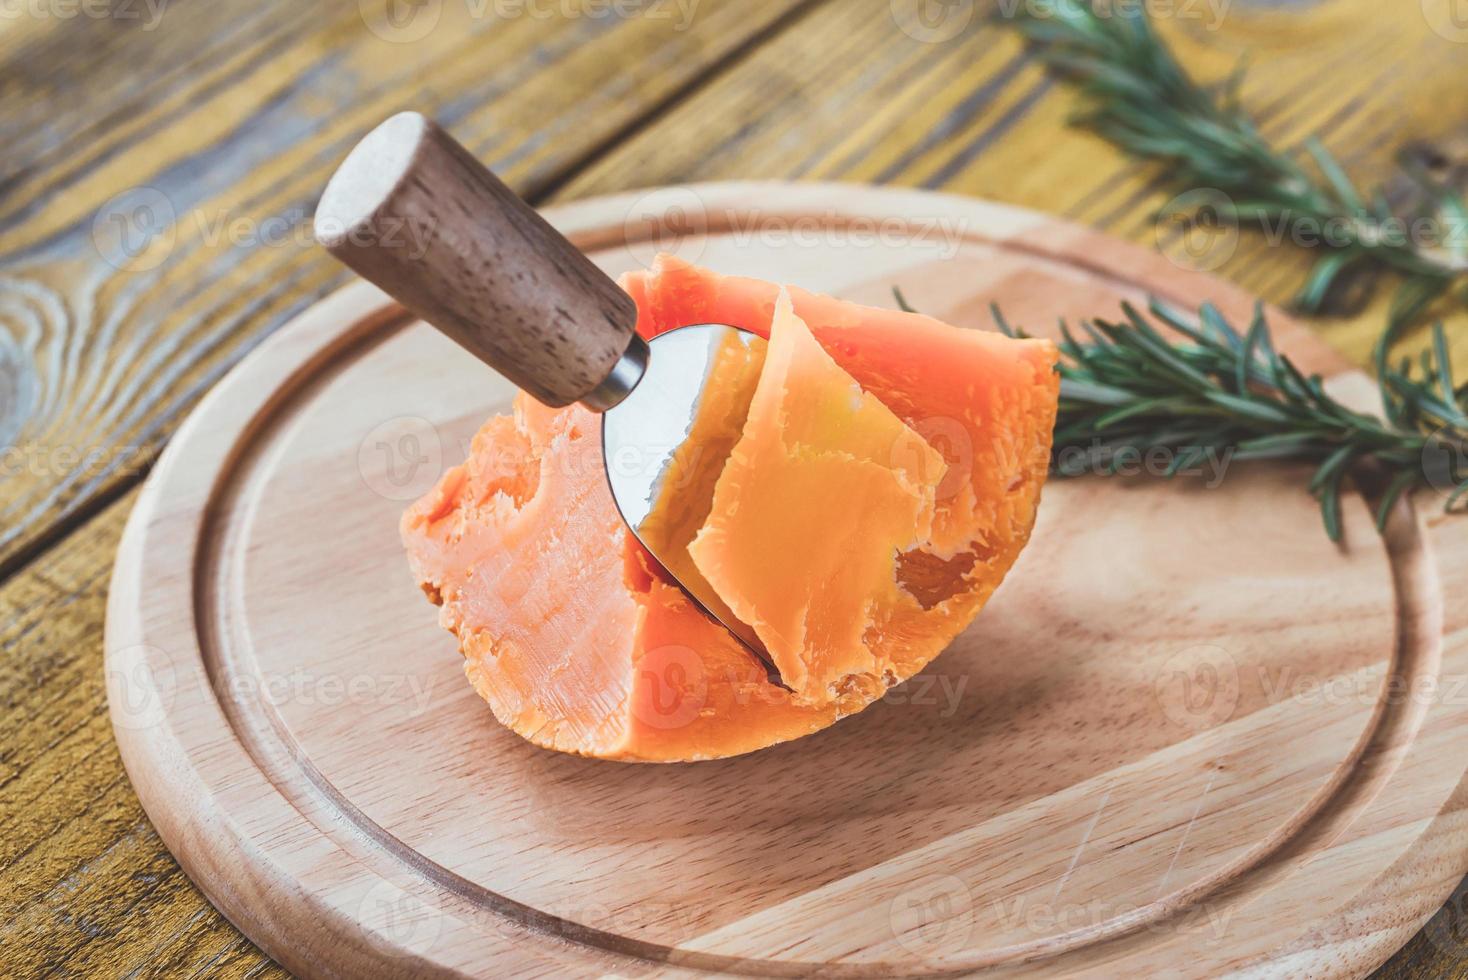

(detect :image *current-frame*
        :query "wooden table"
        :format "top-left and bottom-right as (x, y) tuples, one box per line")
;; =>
(2, 1), (1465, 975)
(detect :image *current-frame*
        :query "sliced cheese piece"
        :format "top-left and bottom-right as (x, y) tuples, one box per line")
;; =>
(688, 290), (945, 704)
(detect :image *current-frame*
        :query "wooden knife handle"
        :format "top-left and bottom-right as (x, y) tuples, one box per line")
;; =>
(314, 111), (643, 410)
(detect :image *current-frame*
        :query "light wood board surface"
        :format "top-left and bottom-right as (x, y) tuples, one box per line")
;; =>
(6, 2), (1468, 977)
(106, 184), (1468, 978)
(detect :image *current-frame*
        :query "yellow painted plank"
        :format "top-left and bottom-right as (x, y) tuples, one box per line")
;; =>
(0, 488), (293, 978)
(3, 2), (1466, 977)
(0, 0), (819, 576)
(560, 0), (1468, 375)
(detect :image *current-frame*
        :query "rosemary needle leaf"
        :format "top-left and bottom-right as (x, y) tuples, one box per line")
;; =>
(1296, 251), (1357, 314)
(982, 296), (1468, 541)
(1233, 433), (1322, 459)
(1321, 480), (1345, 542)
(1448, 481), (1468, 512)
(1197, 303), (1242, 349)
(1202, 390), (1290, 423)
(989, 302), (1018, 338)
(1304, 137), (1365, 215)
(1004, 3), (1468, 317)
(1058, 320), (1090, 363)
(1433, 322), (1462, 420)
(1092, 396), (1185, 429)
(1238, 314), (1267, 394)
(1058, 377), (1135, 406)
(1376, 469), (1419, 532)
(1309, 444), (1357, 495)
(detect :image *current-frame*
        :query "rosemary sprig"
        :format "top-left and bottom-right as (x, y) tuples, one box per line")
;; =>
(1002, 3), (1468, 314)
(985, 298), (1468, 540)
(914, 4), (1468, 539)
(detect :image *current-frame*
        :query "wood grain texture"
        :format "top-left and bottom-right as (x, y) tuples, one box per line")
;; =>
(559, 0), (1468, 372)
(4, 0), (1468, 976)
(106, 186), (1468, 977)
(0, 485), (286, 979)
(317, 112), (641, 408)
(0, 0), (819, 579)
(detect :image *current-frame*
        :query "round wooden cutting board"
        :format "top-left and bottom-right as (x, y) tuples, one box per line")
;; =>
(106, 183), (1468, 978)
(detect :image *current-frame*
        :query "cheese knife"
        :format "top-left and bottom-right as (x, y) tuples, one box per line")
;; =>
(314, 111), (768, 661)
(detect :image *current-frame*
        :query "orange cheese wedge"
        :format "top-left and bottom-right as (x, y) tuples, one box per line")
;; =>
(687, 289), (947, 705)
(402, 254), (1059, 760)
(402, 397), (836, 761)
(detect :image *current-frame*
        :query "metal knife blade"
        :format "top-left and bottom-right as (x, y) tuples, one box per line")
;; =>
(600, 323), (773, 664)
